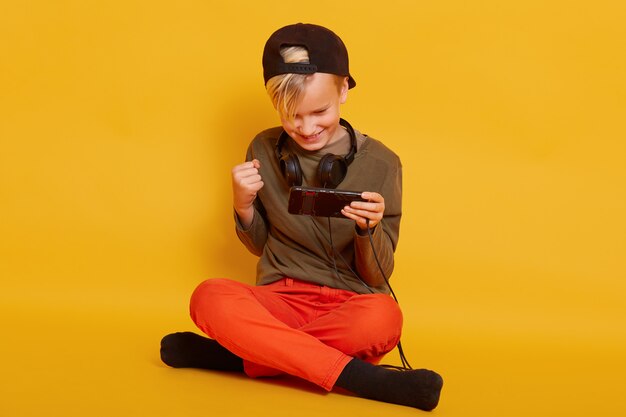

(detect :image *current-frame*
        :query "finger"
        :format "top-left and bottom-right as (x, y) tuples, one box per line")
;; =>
(348, 210), (381, 223)
(350, 201), (384, 213)
(343, 205), (382, 222)
(350, 200), (378, 209)
(341, 208), (374, 229)
(234, 167), (261, 181)
(235, 161), (254, 170)
(340, 208), (359, 221)
(248, 179), (264, 192)
(237, 174), (263, 188)
(233, 160), (259, 173)
(361, 191), (383, 202)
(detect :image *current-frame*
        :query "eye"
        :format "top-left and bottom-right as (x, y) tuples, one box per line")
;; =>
(315, 108), (328, 114)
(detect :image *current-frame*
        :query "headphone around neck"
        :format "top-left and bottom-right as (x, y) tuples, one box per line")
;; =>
(275, 118), (357, 189)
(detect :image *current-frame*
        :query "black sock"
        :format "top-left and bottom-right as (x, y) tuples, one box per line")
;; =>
(160, 332), (244, 372)
(335, 358), (443, 411)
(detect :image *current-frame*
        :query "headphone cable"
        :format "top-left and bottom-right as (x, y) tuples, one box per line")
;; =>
(313, 216), (413, 370)
(364, 218), (413, 370)
(312, 217), (374, 294)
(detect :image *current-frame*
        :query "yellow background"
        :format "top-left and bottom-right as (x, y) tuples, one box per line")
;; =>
(1, 1), (625, 416)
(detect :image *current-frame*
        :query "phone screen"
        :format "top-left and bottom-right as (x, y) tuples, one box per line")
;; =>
(288, 186), (365, 218)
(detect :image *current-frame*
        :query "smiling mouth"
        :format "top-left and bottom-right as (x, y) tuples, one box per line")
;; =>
(299, 130), (324, 141)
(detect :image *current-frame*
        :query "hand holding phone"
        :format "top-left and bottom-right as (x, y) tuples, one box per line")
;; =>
(340, 190), (385, 230)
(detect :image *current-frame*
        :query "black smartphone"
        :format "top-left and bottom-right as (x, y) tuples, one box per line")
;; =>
(288, 186), (365, 218)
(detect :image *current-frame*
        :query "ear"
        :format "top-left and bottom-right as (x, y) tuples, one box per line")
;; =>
(339, 76), (349, 104)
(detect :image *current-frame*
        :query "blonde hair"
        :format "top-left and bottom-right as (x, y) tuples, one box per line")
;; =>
(266, 46), (345, 120)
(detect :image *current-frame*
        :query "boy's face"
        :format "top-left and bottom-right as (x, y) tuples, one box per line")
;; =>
(280, 73), (349, 152)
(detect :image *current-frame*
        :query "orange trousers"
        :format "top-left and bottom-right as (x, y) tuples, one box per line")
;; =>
(189, 277), (403, 391)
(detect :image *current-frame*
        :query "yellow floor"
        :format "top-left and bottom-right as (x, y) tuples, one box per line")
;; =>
(2, 293), (623, 417)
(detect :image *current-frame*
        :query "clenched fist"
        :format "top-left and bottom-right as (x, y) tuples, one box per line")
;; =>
(232, 159), (264, 228)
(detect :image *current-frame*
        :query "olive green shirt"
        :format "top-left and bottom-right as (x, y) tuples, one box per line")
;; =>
(235, 125), (402, 294)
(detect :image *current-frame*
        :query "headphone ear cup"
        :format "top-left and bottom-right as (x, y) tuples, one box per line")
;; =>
(317, 154), (348, 189)
(280, 153), (303, 187)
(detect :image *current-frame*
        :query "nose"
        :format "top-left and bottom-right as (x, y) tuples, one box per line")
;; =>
(297, 116), (317, 136)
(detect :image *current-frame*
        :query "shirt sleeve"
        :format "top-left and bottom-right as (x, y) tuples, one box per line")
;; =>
(234, 204), (268, 257)
(233, 141), (269, 257)
(353, 155), (402, 288)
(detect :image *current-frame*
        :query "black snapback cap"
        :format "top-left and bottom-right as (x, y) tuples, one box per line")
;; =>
(262, 23), (356, 89)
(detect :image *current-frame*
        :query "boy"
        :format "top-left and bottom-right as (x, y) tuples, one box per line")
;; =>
(160, 23), (443, 411)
